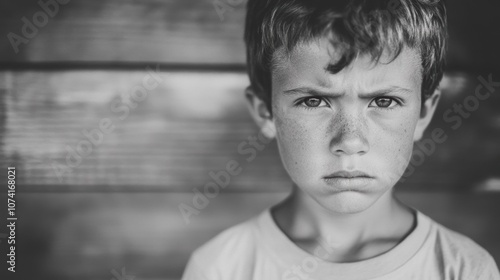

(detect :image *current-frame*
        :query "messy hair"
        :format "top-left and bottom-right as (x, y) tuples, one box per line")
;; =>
(244, 0), (447, 109)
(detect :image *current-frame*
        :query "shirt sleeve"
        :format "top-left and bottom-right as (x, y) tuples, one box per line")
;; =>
(181, 255), (214, 280)
(478, 255), (500, 280)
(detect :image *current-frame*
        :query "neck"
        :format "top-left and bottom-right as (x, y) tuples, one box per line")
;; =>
(271, 185), (415, 262)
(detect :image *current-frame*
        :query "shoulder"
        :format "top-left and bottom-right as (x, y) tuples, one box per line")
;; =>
(193, 214), (261, 261)
(431, 220), (491, 261)
(182, 212), (264, 279)
(426, 216), (500, 279)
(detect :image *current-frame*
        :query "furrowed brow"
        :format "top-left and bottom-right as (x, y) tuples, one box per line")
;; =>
(358, 86), (413, 98)
(283, 87), (342, 97)
(283, 86), (412, 98)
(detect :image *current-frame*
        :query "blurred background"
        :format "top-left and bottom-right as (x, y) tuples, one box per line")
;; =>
(0, 0), (499, 279)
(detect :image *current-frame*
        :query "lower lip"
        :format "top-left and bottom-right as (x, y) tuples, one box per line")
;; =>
(323, 177), (374, 191)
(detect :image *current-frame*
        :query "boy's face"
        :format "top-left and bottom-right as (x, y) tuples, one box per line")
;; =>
(250, 36), (439, 214)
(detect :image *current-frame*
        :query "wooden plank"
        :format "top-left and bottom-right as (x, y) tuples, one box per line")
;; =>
(0, 0), (500, 70)
(0, 0), (247, 64)
(0, 70), (499, 192)
(0, 70), (291, 192)
(1, 192), (499, 279)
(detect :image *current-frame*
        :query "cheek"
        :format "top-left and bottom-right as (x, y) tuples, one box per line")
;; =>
(273, 108), (324, 178)
(371, 110), (420, 178)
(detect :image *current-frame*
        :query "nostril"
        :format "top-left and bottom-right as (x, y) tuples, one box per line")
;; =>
(334, 149), (367, 155)
(331, 135), (370, 156)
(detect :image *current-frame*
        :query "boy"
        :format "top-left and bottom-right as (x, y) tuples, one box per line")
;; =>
(182, 0), (500, 279)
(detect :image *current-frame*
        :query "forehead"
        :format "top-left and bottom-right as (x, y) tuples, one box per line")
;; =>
(271, 36), (423, 94)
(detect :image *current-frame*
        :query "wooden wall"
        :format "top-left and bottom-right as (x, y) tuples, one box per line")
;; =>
(0, 1), (499, 279)
(0, 0), (499, 69)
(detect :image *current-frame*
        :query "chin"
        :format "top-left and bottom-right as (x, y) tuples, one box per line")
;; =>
(316, 191), (379, 214)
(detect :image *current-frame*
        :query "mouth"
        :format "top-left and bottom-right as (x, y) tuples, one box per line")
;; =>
(323, 170), (374, 191)
(324, 170), (373, 179)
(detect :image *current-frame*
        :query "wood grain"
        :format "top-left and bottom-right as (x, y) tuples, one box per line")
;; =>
(0, 0), (499, 70)
(0, 70), (290, 192)
(0, 0), (248, 64)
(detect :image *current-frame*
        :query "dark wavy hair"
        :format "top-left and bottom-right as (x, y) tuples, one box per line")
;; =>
(244, 0), (447, 110)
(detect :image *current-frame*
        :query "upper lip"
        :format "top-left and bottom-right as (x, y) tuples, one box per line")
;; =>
(324, 170), (373, 179)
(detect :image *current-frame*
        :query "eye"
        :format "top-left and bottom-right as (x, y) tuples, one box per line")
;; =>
(369, 97), (399, 109)
(298, 97), (328, 108)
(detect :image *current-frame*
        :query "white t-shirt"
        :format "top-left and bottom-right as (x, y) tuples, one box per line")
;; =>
(182, 208), (500, 280)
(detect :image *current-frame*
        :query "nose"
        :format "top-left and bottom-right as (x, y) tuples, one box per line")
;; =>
(329, 110), (369, 156)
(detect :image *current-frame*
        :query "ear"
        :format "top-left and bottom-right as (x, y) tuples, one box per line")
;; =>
(245, 86), (276, 139)
(413, 89), (441, 141)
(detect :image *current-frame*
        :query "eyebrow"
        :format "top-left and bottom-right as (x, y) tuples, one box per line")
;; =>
(283, 86), (413, 98)
(283, 87), (336, 96)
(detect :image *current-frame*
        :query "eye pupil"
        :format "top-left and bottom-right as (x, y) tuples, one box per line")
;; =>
(375, 98), (392, 108)
(305, 98), (321, 107)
